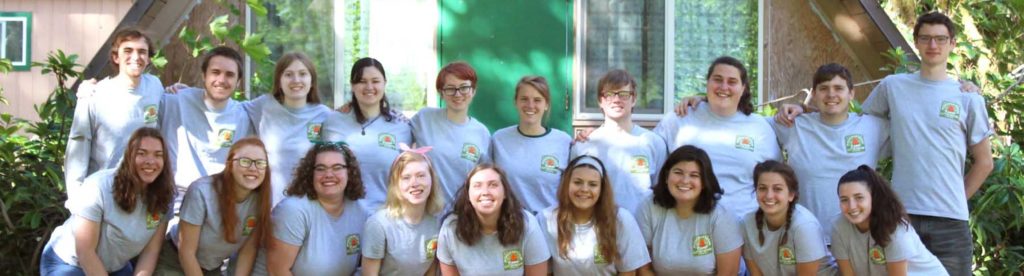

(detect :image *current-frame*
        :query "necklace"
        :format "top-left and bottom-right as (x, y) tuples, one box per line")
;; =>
(361, 115), (381, 135)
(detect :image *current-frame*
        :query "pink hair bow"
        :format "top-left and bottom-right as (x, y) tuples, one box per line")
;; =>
(399, 143), (433, 155)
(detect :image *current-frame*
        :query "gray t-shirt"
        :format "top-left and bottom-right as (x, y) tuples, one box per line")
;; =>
(862, 72), (992, 220)
(571, 125), (667, 213)
(537, 207), (650, 275)
(65, 74), (163, 202)
(168, 176), (259, 271)
(243, 94), (331, 206)
(741, 205), (834, 275)
(410, 108), (491, 204)
(771, 113), (890, 243)
(654, 102), (782, 216)
(50, 169), (173, 271)
(362, 209), (442, 276)
(322, 109), (413, 212)
(161, 88), (254, 213)
(490, 126), (572, 213)
(830, 216), (948, 275)
(437, 211), (551, 275)
(636, 195), (744, 275)
(266, 196), (368, 275)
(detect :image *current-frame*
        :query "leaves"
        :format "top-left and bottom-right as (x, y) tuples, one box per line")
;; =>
(209, 14), (231, 42)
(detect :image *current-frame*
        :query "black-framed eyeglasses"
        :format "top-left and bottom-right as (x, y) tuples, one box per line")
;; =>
(601, 90), (634, 99)
(440, 85), (474, 96)
(915, 35), (950, 44)
(234, 158), (268, 170)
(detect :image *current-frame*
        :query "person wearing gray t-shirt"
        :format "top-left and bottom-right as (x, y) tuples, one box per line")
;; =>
(491, 76), (572, 213)
(537, 156), (650, 275)
(636, 145), (743, 275)
(437, 165), (550, 275)
(362, 149), (446, 275)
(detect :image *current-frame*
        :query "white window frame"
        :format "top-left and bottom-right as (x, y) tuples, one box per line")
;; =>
(572, 0), (764, 122)
(0, 12), (32, 71)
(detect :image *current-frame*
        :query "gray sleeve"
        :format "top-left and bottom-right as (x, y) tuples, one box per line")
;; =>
(616, 210), (651, 272)
(830, 220), (850, 260)
(877, 117), (893, 160)
(965, 94), (993, 146)
(861, 79), (891, 118)
(768, 116), (790, 145)
(320, 111), (344, 143)
(652, 115), (675, 149)
(178, 183), (207, 226)
(64, 99), (94, 193)
(636, 201), (654, 246)
(436, 219), (456, 265)
(883, 225), (913, 262)
(158, 94), (181, 174)
(241, 96), (264, 130)
(523, 213), (551, 266)
(361, 215), (387, 259)
(712, 209), (744, 253)
(271, 199), (308, 246)
(71, 177), (104, 222)
(793, 221), (828, 262)
(647, 133), (669, 185)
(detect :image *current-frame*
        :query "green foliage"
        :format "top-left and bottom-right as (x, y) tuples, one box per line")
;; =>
(251, 0), (339, 105)
(0, 50), (80, 275)
(970, 140), (1024, 275)
(0, 58), (11, 104)
(177, 0), (272, 88)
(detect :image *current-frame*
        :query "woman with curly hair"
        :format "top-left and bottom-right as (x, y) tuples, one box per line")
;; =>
(41, 127), (175, 275)
(437, 164), (550, 275)
(831, 165), (946, 275)
(263, 142), (368, 275)
(537, 155), (650, 275)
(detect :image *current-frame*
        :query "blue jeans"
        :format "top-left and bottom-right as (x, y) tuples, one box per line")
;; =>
(40, 242), (133, 276)
(909, 214), (973, 275)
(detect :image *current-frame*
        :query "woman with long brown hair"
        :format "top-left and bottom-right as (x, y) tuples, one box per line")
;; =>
(41, 127), (175, 275)
(437, 164), (550, 275)
(153, 137), (273, 275)
(537, 155), (650, 275)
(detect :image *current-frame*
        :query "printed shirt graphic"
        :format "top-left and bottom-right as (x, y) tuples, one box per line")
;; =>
(638, 200), (743, 275)
(411, 108), (491, 204)
(939, 101), (961, 120)
(461, 143), (482, 162)
(378, 133), (398, 149)
(740, 205), (832, 275)
(503, 248), (525, 270)
(571, 125), (667, 213)
(540, 155), (560, 174)
(321, 109), (413, 212)
(346, 234), (361, 255)
(217, 129), (235, 148)
(629, 155), (652, 174)
(436, 211), (550, 275)
(243, 216), (256, 236)
(844, 134), (866, 153)
(306, 122), (323, 142)
(490, 126), (572, 213)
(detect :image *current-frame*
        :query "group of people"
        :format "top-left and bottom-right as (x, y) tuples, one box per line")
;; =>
(39, 11), (990, 276)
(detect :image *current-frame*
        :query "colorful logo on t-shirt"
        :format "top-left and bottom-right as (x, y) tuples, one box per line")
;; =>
(939, 101), (961, 120)
(540, 155), (560, 174)
(869, 246), (886, 265)
(425, 237), (438, 260)
(735, 135), (755, 152)
(143, 104), (159, 124)
(629, 155), (650, 174)
(378, 133), (398, 150)
(844, 134), (866, 153)
(306, 122), (323, 142)
(217, 129), (235, 148)
(242, 216), (256, 236)
(502, 248), (525, 270)
(692, 234), (713, 256)
(146, 213), (161, 229)
(461, 143), (481, 163)
(779, 246), (797, 265)
(593, 244), (608, 264)
(345, 234), (361, 255)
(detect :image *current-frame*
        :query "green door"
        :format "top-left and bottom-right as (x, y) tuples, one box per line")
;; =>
(438, 0), (574, 133)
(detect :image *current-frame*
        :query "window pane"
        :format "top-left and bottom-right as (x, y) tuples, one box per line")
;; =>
(583, 0), (665, 115)
(252, 0), (338, 106)
(674, 0), (758, 101)
(4, 21), (24, 63)
(350, 0), (435, 113)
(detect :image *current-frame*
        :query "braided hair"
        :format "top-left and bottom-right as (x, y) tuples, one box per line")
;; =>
(752, 161), (799, 247)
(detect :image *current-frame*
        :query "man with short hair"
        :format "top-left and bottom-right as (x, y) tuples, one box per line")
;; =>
(65, 27), (165, 200)
(571, 69), (668, 213)
(859, 12), (993, 275)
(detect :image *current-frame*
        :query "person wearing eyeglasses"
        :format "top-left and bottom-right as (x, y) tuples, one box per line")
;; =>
(653, 56), (782, 217)
(259, 142), (368, 275)
(411, 62), (492, 204)
(570, 69), (668, 213)
(154, 137), (273, 275)
(323, 57), (413, 213)
(490, 76), (572, 213)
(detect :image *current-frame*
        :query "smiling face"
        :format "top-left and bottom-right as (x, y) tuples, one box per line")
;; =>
(113, 37), (150, 79)
(134, 137), (164, 184)
(705, 64), (746, 115)
(399, 161), (432, 206)
(567, 166), (602, 211)
(204, 55), (240, 103)
(756, 172), (796, 219)
(468, 168), (505, 218)
(598, 84), (636, 120)
(313, 151), (349, 200)
(280, 60), (313, 102)
(352, 66), (386, 108)
(230, 145), (268, 192)
(515, 84), (549, 126)
(812, 75), (853, 117)
(666, 161), (703, 205)
(915, 23), (955, 68)
(441, 74), (475, 113)
(838, 181), (873, 231)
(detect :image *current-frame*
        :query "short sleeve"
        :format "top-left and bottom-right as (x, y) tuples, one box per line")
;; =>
(711, 208), (744, 254)
(769, 116), (791, 145)
(635, 200), (654, 246)
(436, 218), (456, 265)
(178, 182), (208, 226)
(792, 220), (828, 262)
(616, 209), (652, 272)
(652, 114), (677, 149)
(271, 199), (309, 246)
(883, 225), (914, 262)
(361, 214), (387, 259)
(646, 133), (669, 184)
(72, 176), (105, 222)
(861, 78), (891, 118)
(522, 213), (551, 266)
(830, 219), (850, 260)
(876, 116), (893, 159)
(964, 94), (993, 146)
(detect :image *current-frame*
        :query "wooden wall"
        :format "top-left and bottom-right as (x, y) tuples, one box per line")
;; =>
(0, 0), (133, 122)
